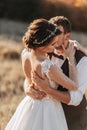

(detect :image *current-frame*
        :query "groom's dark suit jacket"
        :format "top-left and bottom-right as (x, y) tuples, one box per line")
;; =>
(58, 50), (87, 130)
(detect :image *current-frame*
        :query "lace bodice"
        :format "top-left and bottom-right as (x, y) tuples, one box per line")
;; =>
(41, 59), (58, 89)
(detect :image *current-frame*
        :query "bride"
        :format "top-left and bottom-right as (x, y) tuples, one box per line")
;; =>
(5, 18), (78, 130)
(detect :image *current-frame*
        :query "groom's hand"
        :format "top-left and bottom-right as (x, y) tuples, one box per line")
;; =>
(62, 42), (76, 58)
(26, 85), (46, 99)
(32, 71), (51, 93)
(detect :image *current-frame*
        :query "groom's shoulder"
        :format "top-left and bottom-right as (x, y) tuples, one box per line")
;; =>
(75, 50), (87, 64)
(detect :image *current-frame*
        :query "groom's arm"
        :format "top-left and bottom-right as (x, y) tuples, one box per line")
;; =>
(68, 56), (87, 106)
(31, 73), (71, 104)
(44, 87), (71, 104)
(23, 76), (70, 103)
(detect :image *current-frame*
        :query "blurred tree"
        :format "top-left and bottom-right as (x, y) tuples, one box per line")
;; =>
(0, 0), (43, 21)
(0, 0), (5, 17)
(0, 0), (87, 32)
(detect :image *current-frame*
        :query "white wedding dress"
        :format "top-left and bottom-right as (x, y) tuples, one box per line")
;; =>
(5, 49), (68, 130)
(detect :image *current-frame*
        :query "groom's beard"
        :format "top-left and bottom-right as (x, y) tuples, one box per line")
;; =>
(55, 44), (65, 55)
(55, 40), (66, 54)
(55, 40), (77, 55)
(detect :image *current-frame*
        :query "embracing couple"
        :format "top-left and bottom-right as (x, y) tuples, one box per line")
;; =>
(5, 16), (87, 130)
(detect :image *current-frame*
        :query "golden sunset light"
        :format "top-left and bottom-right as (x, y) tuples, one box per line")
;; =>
(46, 0), (87, 7)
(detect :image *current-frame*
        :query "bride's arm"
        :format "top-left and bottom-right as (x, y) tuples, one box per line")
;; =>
(68, 55), (78, 88)
(49, 44), (78, 91)
(67, 43), (78, 88)
(49, 63), (77, 91)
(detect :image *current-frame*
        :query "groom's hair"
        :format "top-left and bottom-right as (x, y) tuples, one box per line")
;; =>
(49, 16), (72, 34)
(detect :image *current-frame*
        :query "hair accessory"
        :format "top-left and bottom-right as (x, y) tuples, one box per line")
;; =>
(33, 26), (58, 45)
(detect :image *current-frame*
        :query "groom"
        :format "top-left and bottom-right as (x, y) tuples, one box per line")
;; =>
(24, 16), (87, 130)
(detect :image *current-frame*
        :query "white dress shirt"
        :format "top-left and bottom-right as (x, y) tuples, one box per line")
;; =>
(52, 55), (87, 106)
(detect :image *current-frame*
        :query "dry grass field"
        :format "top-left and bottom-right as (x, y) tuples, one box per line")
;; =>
(0, 19), (87, 130)
(0, 37), (25, 130)
(0, 37), (87, 130)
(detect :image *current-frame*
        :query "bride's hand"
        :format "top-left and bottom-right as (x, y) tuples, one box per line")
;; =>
(25, 84), (46, 99)
(62, 42), (75, 60)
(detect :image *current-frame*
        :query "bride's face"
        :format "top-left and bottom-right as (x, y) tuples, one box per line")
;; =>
(35, 35), (59, 55)
(43, 35), (59, 53)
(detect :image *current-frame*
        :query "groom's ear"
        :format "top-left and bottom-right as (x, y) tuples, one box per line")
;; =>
(65, 33), (71, 41)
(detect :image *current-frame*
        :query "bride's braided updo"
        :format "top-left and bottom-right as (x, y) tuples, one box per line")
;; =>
(23, 18), (61, 49)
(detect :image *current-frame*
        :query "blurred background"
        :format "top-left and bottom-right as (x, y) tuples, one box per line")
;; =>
(0, 0), (87, 129)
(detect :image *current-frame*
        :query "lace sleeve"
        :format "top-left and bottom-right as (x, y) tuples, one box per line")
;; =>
(41, 59), (58, 89)
(41, 59), (53, 76)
